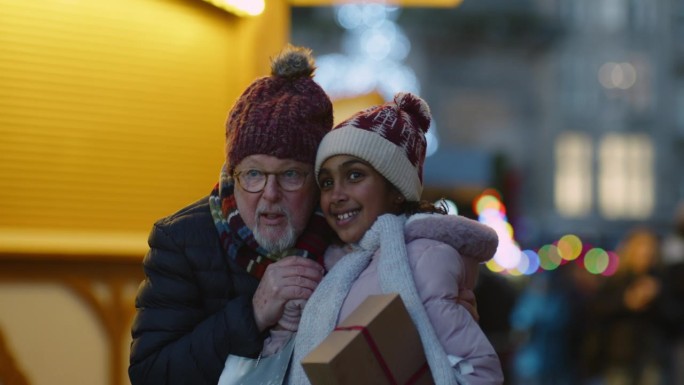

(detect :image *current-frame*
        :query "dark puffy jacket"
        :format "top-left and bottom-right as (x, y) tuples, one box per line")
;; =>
(129, 197), (265, 385)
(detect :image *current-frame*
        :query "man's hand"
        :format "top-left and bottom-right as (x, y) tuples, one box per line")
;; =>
(253, 256), (325, 332)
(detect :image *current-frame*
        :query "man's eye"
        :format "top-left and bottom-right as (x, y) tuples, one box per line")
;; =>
(244, 170), (263, 179)
(281, 169), (302, 179)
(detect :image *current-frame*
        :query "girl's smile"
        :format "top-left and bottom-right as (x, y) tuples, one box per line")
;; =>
(318, 155), (403, 244)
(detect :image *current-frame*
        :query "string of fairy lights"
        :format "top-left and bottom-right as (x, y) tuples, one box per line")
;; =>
(470, 190), (620, 276)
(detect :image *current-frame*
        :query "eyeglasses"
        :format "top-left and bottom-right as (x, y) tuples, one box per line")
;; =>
(233, 169), (310, 193)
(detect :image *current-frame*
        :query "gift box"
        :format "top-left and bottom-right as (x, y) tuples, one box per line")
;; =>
(301, 293), (433, 385)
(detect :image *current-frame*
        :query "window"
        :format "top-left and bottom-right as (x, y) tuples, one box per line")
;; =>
(555, 132), (593, 217)
(598, 133), (654, 219)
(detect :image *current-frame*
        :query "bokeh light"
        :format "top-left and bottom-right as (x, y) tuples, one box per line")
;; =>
(474, 194), (506, 218)
(584, 248), (610, 274)
(598, 61), (637, 90)
(601, 251), (620, 276)
(538, 244), (562, 271)
(316, 3), (434, 156)
(494, 241), (522, 269)
(486, 258), (506, 273)
(522, 249), (541, 275)
(557, 234), (582, 261)
(475, 189), (618, 276)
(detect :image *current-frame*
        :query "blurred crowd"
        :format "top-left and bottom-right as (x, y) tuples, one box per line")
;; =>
(476, 203), (684, 385)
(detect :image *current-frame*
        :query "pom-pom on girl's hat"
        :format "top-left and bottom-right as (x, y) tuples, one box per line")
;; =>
(315, 92), (431, 202)
(225, 45), (333, 170)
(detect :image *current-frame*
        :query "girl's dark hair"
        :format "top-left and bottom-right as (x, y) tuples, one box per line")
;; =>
(384, 180), (447, 216)
(401, 199), (448, 216)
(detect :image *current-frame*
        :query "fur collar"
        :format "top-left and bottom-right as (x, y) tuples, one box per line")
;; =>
(405, 213), (498, 263)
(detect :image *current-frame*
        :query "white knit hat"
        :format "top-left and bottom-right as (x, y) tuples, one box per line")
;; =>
(315, 92), (431, 201)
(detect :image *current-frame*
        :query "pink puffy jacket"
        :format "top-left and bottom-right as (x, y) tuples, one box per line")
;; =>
(328, 214), (504, 385)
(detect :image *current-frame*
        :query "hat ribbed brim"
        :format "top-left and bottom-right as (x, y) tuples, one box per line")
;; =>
(315, 127), (422, 201)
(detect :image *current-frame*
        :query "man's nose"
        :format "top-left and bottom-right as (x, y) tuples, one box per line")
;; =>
(261, 174), (281, 201)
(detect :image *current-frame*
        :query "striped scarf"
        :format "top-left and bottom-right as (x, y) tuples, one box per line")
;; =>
(209, 164), (333, 279)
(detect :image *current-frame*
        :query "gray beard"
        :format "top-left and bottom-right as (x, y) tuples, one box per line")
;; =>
(253, 221), (297, 254)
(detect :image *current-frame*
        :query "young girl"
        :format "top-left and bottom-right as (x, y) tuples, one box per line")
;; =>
(288, 92), (504, 385)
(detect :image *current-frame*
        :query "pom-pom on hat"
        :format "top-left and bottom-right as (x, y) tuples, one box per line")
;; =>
(225, 45), (333, 170)
(315, 92), (431, 201)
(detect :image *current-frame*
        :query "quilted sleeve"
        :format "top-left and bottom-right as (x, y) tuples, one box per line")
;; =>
(408, 239), (504, 385)
(128, 220), (264, 385)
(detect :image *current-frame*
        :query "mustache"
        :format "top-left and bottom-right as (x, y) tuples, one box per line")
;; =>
(253, 204), (297, 253)
(255, 205), (291, 221)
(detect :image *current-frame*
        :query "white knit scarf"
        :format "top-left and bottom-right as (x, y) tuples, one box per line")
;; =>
(287, 214), (467, 385)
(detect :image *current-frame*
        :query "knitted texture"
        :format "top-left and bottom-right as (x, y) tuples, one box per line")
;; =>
(375, 215), (467, 385)
(315, 92), (431, 201)
(226, 45), (333, 169)
(289, 246), (374, 385)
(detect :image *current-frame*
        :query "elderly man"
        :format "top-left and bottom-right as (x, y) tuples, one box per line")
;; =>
(128, 45), (334, 385)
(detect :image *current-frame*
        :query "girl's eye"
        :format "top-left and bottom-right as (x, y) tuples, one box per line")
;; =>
(318, 178), (333, 189)
(348, 171), (363, 181)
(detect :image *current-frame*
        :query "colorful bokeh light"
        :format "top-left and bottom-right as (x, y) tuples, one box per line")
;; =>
(475, 189), (619, 277)
(557, 234), (582, 261)
(584, 248), (610, 275)
(521, 250), (541, 275)
(538, 244), (562, 271)
(474, 192), (506, 218)
(601, 251), (620, 276)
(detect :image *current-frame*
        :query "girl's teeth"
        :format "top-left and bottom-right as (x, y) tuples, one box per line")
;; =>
(337, 211), (358, 220)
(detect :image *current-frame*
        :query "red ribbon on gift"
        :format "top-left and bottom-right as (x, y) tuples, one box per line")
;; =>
(333, 325), (429, 385)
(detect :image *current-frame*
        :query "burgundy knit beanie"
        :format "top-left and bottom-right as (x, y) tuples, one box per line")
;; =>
(226, 45), (333, 170)
(315, 92), (431, 201)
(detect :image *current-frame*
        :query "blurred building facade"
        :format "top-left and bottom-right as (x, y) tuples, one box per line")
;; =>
(292, 0), (684, 250)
